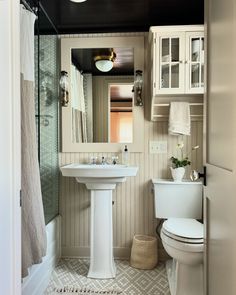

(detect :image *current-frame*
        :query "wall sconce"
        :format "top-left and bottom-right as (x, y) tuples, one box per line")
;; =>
(59, 71), (69, 107)
(133, 70), (143, 106)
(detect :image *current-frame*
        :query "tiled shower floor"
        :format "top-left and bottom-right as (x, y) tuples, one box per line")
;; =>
(45, 258), (170, 295)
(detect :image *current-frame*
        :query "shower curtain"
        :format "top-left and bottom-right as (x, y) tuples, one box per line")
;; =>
(20, 5), (47, 278)
(83, 74), (93, 142)
(71, 64), (88, 143)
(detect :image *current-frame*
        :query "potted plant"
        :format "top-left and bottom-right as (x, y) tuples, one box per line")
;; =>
(170, 143), (199, 182)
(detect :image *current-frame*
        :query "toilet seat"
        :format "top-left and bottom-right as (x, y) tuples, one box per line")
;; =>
(162, 228), (204, 244)
(162, 218), (204, 244)
(161, 230), (204, 252)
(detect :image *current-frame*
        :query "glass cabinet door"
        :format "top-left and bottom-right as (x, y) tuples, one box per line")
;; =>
(186, 32), (204, 93)
(158, 34), (185, 93)
(153, 30), (204, 95)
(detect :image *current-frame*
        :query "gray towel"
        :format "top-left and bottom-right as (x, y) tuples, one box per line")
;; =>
(21, 77), (47, 278)
(21, 5), (47, 278)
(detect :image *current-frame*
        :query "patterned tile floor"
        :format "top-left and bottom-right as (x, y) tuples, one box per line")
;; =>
(45, 259), (170, 295)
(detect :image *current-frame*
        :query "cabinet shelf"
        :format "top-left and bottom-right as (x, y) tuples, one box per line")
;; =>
(149, 25), (204, 121)
(152, 114), (203, 118)
(151, 101), (204, 122)
(153, 103), (203, 107)
(149, 25), (204, 96)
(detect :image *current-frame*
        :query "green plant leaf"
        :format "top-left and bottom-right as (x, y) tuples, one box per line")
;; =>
(170, 156), (191, 168)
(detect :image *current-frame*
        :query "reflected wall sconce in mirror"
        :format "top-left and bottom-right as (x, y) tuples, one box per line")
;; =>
(133, 70), (143, 106)
(60, 71), (69, 107)
(94, 49), (116, 72)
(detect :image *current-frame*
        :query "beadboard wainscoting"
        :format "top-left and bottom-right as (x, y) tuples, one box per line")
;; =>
(59, 120), (203, 260)
(59, 32), (203, 261)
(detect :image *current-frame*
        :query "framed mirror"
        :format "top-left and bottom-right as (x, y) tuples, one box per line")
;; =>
(61, 36), (144, 152)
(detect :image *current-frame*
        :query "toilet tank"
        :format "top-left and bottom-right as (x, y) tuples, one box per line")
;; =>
(152, 179), (203, 219)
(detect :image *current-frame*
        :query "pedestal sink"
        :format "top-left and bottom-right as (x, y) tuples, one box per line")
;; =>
(60, 163), (138, 279)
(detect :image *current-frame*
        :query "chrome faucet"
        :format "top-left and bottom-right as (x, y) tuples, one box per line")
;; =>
(101, 156), (106, 165)
(99, 156), (118, 165)
(90, 157), (97, 165)
(111, 156), (119, 165)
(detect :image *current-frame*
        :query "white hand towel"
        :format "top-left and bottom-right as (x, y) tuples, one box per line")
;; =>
(168, 102), (191, 135)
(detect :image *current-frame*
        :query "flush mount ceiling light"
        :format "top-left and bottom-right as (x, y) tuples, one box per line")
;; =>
(70, 0), (87, 3)
(94, 50), (116, 72)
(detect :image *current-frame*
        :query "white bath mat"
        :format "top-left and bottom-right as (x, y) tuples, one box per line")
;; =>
(53, 286), (122, 294)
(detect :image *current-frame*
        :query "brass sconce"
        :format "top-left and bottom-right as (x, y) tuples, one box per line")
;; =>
(133, 70), (143, 106)
(60, 71), (69, 107)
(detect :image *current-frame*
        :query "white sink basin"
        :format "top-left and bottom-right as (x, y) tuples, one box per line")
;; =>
(60, 163), (138, 279)
(60, 163), (138, 179)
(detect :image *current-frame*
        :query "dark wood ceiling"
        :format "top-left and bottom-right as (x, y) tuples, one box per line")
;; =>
(72, 47), (134, 75)
(39, 0), (204, 34)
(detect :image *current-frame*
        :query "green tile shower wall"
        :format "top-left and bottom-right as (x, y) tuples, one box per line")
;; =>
(35, 35), (59, 225)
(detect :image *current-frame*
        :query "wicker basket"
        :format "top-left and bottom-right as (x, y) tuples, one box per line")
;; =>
(130, 235), (158, 270)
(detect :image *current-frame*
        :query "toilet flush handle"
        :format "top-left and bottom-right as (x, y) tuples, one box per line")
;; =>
(190, 166), (207, 186)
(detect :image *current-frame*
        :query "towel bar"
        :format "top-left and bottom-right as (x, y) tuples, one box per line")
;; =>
(153, 114), (203, 118)
(153, 103), (203, 107)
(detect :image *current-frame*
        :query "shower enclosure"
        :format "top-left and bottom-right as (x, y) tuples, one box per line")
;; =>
(34, 2), (59, 224)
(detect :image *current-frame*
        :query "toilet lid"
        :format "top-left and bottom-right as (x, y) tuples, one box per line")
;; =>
(163, 218), (204, 240)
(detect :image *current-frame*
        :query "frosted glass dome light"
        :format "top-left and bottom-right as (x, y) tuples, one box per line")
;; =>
(95, 60), (113, 72)
(70, 0), (87, 3)
(94, 50), (116, 72)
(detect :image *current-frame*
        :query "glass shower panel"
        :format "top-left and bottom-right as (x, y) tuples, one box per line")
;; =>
(34, 7), (59, 225)
(39, 35), (59, 224)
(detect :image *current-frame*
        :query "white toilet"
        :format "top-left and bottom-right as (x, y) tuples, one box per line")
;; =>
(152, 179), (204, 295)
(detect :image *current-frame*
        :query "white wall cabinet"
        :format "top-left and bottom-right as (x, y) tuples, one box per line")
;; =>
(149, 26), (204, 96)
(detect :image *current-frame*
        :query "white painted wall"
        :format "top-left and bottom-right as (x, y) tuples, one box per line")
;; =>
(0, 0), (21, 294)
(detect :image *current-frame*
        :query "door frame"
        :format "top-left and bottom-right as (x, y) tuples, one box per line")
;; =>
(0, 0), (21, 294)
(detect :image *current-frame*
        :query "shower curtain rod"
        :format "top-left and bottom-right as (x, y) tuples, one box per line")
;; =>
(21, 0), (38, 16)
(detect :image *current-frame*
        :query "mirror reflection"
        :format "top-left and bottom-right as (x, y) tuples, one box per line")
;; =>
(70, 47), (134, 143)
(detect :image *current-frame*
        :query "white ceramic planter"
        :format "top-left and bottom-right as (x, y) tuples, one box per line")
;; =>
(170, 167), (185, 182)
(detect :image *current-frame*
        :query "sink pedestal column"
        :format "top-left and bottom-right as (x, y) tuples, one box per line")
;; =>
(61, 166), (139, 279)
(86, 183), (116, 279)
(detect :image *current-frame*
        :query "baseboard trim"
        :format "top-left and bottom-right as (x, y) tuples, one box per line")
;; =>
(22, 215), (61, 295)
(62, 246), (131, 260)
(62, 246), (169, 263)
